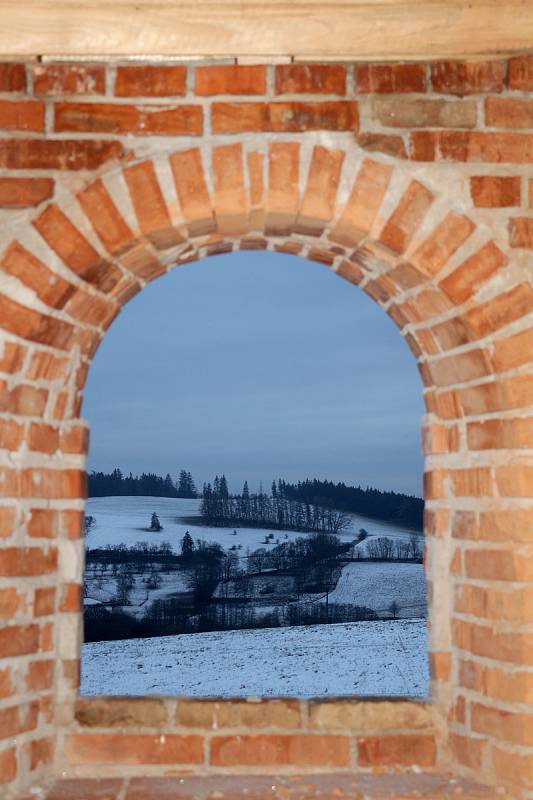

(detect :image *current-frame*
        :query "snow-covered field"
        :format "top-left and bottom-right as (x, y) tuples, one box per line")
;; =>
(82, 619), (429, 698)
(85, 496), (421, 552)
(328, 562), (426, 618)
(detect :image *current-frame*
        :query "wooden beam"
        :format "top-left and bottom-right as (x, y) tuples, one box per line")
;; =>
(2, 0), (533, 61)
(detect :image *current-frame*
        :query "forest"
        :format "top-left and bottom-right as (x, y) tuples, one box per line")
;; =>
(88, 468), (198, 498)
(87, 469), (423, 531)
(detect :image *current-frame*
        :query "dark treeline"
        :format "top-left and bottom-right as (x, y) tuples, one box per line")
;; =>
(282, 478), (423, 531)
(88, 468), (198, 498)
(200, 476), (351, 534)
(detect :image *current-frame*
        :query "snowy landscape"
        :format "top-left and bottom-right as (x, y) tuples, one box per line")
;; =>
(82, 495), (428, 697)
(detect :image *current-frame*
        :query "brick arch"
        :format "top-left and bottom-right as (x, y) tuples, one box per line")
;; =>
(1, 139), (532, 797)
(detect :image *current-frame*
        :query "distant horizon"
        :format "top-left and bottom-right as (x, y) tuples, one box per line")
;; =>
(83, 251), (424, 496)
(87, 465), (424, 501)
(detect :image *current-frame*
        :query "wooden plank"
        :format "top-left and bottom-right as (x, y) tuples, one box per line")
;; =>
(2, 0), (533, 60)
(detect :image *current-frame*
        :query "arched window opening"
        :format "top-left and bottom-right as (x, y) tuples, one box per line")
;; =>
(81, 250), (428, 698)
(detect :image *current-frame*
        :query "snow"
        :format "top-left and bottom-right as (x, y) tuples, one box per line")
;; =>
(84, 566), (192, 618)
(81, 619), (429, 698)
(84, 495), (422, 556)
(328, 562), (427, 618)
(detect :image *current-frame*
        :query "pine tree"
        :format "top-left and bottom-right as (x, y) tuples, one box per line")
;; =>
(150, 512), (162, 531)
(181, 531), (194, 558)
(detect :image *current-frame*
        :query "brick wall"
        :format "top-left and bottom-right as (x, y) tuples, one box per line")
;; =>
(0, 59), (531, 798)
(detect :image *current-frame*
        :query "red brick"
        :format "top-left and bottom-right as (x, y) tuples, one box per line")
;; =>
(77, 179), (134, 256)
(331, 159), (392, 247)
(0, 382), (48, 417)
(60, 583), (82, 613)
(212, 143), (248, 236)
(210, 734), (349, 767)
(508, 55), (533, 90)
(1, 241), (76, 309)
(467, 418), (533, 450)
(356, 63), (426, 93)
(0, 63), (25, 92)
(411, 131), (533, 163)
(170, 148), (215, 237)
(211, 101), (358, 134)
(0, 100), (44, 131)
(453, 618), (533, 665)
(510, 217), (533, 248)
(478, 510), (533, 545)
(0, 507), (16, 538)
(459, 374), (533, 415)
(472, 703), (533, 746)
(470, 175), (521, 207)
(0, 139), (126, 170)
(60, 424), (89, 455)
(123, 161), (182, 250)
(496, 465), (533, 498)
(0, 342), (25, 374)
(379, 180), (434, 254)
(0, 624), (39, 658)
(39, 622), (54, 653)
(486, 96), (533, 129)
(17, 468), (86, 500)
(459, 659), (533, 704)
(411, 212), (475, 276)
(28, 422), (60, 454)
(357, 733), (436, 767)
(452, 467), (493, 497)
(449, 733), (485, 770)
(492, 746), (533, 789)
(427, 348), (491, 388)
(0, 547), (57, 577)
(465, 283), (533, 338)
(0, 748), (16, 784)
(34, 587), (56, 617)
(33, 64), (105, 96)
(275, 65), (345, 95)
(0, 419), (23, 451)
(27, 351), (69, 383)
(356, 132), (407, 158)
(0, 587), (23, 619)
(29, 737), (53, 770)
(115, 66), (186, 97)
(26, 660), (54, 691)
(55, 102), (202, 136)
(0, 177), (54, 208)
(439, 240), (507, 304)
(494, 328), (533, 371)
(28, 509), (58, 540)
(195, 65), (265, 96)
(47, 778), (122, 799)
(0, 703), (38, 741)
(0, 668), (14, 699)
(296, 145), (345, 235)
(465, 547), (533, 582)
(431, 60), (504, 94)
(265, 141), (300, 236)
(66, 734), (204, 765)
(33, 204), (122, 293)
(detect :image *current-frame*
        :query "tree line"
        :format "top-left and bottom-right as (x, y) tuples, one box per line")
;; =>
(88, 468), (198, 498)
(281, 478), (423, 531)
(200, 475), (351, 534)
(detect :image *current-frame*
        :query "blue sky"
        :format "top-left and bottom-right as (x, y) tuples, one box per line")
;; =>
(83, 251), (425, 496)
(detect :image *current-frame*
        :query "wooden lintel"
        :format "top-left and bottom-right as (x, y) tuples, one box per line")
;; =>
(2, 0), (533, 61)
